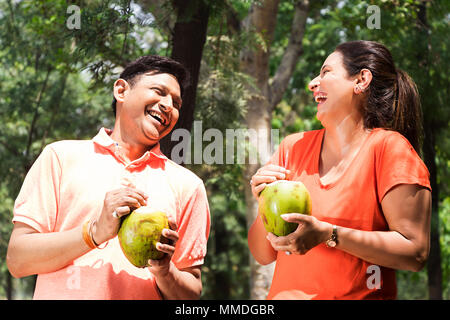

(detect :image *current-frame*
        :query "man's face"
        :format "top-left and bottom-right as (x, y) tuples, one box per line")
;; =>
(115, 72), (182, 147)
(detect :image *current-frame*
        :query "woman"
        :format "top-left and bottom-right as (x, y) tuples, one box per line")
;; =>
(248, 40), (431, 300)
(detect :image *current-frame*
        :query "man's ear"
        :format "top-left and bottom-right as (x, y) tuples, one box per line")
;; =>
(113, 79), (129, 104)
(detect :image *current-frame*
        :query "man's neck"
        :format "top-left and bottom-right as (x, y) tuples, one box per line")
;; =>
(110, 130), (155, 163)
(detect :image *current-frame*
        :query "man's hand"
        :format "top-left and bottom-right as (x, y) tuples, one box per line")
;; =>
(93, 185), (148, 244)
(148, 218), (179, 277)
(147, 218), (202, 300)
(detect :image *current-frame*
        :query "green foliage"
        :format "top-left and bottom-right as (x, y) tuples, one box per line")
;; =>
(396, 269), (429, 300)
(440, 197), (450, 299)
(200, 175), (250, 299)
(189, 23), (254, 298)
(0, 0), (448, 300)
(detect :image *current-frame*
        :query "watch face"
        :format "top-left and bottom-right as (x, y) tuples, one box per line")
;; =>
(326, 240), (337, 248)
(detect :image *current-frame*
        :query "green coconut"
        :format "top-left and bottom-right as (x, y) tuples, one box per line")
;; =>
(258, 180), (312, 236)
(118, 207), (169, 268)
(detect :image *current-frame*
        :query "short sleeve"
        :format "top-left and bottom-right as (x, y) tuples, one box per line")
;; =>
(171, 182), (211, 270)
(376, 132), (431, 201)
(266, 132), (308, 170)
(13, 145), (61, 233)
(267, 135), (291, 167)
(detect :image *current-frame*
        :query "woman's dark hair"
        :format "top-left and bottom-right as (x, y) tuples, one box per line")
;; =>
(335, 40), (423, 154)
(112, 55), (190, 116)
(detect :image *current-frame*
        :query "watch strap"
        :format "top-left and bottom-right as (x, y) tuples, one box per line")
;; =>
(326, 225), (338, 247)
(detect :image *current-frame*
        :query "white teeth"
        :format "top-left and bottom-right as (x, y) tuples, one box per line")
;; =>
(147, 110), (165, 125)
(315, 95), (327, 103)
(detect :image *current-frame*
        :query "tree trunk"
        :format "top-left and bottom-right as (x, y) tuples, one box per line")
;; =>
(240, 0), (310, 299)
(423, 125), (442, 299)
(160, 0), (210, 158)
(244, 98), (275, 300)
(6, 271), (12, 300)
(416, 1), (443, 300)
(214, 212), (231, 299)
(240, 0), (280, 300)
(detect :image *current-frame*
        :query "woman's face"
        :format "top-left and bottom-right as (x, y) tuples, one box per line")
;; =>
(308, 51), (360, 127)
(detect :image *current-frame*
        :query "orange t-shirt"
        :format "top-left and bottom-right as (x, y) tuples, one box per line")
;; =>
(13, 128), (210, 299)
(265, 128), (431, 300)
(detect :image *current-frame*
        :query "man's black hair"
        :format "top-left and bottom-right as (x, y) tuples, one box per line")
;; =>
(112, 55), (190, 116)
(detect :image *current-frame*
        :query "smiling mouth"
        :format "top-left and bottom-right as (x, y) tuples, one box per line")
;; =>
(145, 109), (167, 126)
(315, 95), (327, 104)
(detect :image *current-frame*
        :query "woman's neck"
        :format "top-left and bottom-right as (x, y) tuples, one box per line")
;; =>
(322, 117), (369, 159)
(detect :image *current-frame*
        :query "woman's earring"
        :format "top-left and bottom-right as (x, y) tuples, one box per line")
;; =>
(355, 84), (364, 94)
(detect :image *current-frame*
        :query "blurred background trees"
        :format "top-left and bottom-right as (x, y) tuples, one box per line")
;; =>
(0, 0), (448, 299)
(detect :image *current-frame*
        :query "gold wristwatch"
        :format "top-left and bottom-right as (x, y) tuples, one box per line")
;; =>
(326, 225), (338, 248)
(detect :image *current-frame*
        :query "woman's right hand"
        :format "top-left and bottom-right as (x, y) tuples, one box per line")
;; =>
(250, 164), (291, 199)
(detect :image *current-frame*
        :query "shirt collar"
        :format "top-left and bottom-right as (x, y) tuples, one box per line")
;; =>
(92, 127), (168, 163)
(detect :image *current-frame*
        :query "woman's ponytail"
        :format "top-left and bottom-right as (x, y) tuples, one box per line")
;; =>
(394, 69), (423, 154)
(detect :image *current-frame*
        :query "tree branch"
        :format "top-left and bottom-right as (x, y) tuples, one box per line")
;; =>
(39, 73), (69, 154)
(25, 67), (52, 160)
(0, 138), (21, 158)
(121, 0), (132, 58)
(137, 0), (176, 36)
(224, 0), (241, 35)
(269, 0), (310, 108)
(240, 0), (280, 92)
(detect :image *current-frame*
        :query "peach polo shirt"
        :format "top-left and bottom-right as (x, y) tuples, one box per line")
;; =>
(13, 128), (210, 299)
(265, 128), (431, 300)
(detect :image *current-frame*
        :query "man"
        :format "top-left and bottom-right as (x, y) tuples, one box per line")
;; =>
(6, 55), (211, 300)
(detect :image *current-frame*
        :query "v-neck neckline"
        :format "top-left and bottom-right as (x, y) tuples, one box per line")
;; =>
(314, 128), (375, 189)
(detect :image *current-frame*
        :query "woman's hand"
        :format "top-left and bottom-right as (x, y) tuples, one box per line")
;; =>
(248, 164), (291, 264)
(266, 214), (332, 255)
(250, 164), (291, 199)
